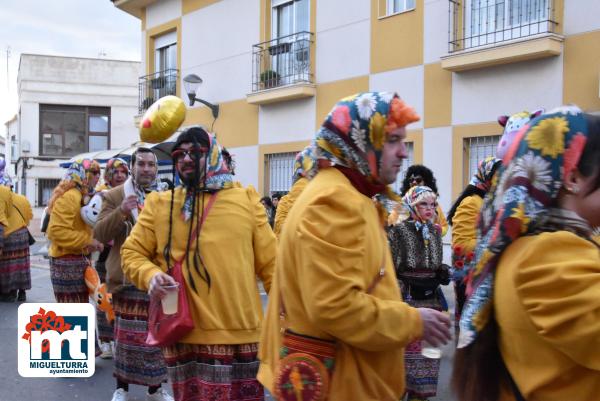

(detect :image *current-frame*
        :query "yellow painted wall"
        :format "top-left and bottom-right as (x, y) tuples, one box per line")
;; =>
(184, 99), (259, 149)
(563, 30), (600, 112)
(182, 0), (222, 15)
(407, 129), (423, 164)
(315, 76), (370, 129)
(258, 140), (310, 195)
(424, 63), (452, 128)
(371, 0), (423, 74)
(451, 122), (503, 199)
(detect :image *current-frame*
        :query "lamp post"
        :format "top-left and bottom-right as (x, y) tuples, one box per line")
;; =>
(182, 74), (220, 119)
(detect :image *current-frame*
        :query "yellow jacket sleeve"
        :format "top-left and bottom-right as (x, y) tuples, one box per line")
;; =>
(515, 232), (600, 370)
(274, 178), (307, 238)
(247, 186), (276, 293)
(296, 186), (422, 352)
(121, 192), (163, 291)
(451, 195), (482, 254)
(436, 204), (448, 237)
(47, 189), (92, 251)
(0, 187), (12, 227)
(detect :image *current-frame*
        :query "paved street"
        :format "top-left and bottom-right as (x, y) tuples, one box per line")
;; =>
(1, 238), (457, 401)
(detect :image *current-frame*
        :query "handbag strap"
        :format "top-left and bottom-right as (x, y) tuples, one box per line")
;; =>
(12, 204), (27, 222)
(174, 192), (218, 266)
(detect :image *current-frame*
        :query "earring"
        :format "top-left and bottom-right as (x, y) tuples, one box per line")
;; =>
(570, 186), (580, 194)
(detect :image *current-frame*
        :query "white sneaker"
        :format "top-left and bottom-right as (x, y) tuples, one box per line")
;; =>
(111, 388), (129, 401)
(99, 342), (113, 359)
(146, 387), (174, 401)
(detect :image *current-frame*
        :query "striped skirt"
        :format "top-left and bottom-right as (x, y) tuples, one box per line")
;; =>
(163, 342), (264, 401)
(113, 285), (168, 386)
(95, 248), (114, 342)
(0, 227), (31, 294)
(49, 254), (89, 303)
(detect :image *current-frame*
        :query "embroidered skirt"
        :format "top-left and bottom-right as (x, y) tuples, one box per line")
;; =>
(49, 254), (89, 303)
(163, 342), (264, 401)
(95, 248), (114, 342)
(113, 285), (167, 386)
(0, 227), (31, 294)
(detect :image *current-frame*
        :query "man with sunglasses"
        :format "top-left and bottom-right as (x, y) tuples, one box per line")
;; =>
(121, 127), (276, 401)
(94, 147), (173, 401)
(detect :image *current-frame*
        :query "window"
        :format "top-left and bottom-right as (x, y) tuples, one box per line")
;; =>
(154, 31), (177, 73)
(265, 151), (296, 195)
(271, 0), (309, 40)
(38, 178), (60, 207)
(387, 0), (415, 15)
(463, 135), (500, 186)
(392, 142), (414, 194)
(10, 135), (18, 162)
(39, 105), (110, 157)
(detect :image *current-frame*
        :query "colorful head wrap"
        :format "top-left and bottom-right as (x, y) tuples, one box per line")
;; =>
(458, 105), (594, 348)
(63, 158), (100, 190)
(469, 156), (501, 192)
(0, 158), (12, 187)
(402, 185), (437, 242)
(104, 157), (129, 187)
(292, 146), (317, 183)
(314, 92), (419, 200)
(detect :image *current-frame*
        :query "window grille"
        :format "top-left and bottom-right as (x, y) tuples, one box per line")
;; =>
(38, 178), (61, 207)
(464, 135), (500, 186)
(265, 152), (297, 195)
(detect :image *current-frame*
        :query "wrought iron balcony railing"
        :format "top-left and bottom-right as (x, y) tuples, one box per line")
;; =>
(251, 31), (314, 93)
(138, 69), (178, 114)
(448, 0), (558, 53)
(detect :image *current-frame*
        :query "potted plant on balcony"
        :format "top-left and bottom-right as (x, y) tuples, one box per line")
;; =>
(260, 69), (280, 89)
(151, 76), (166, 90)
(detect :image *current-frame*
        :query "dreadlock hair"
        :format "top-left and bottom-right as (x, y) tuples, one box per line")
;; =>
(401, 165), (438, 196)
(163, 126), (212, 293)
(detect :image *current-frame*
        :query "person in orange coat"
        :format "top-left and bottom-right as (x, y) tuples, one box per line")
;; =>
(453, 107), (600, 401)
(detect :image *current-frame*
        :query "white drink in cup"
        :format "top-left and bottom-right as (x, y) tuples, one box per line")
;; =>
(161, 283), (179, 315)
(421, 341), (442, 359)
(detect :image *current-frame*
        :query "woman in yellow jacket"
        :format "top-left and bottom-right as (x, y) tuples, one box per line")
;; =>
(453, 107), (600, 401)
(446, 156), (501, 337)
(47, 159), (104, 303)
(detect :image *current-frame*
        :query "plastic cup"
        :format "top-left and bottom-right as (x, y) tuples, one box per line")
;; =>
(161, 283), (179, 315)
(421, 341), (442, 359)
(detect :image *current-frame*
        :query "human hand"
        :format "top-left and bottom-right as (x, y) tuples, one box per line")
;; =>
(148, 272), (177, 299)
(120, 195), (138, 215)
(418, 308), (452, 347)
(85, 239), (104, 254)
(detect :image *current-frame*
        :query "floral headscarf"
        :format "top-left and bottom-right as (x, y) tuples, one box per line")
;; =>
(64, 159), (100, 191)
(292, 145), (317, 184)
(403, 185), (437, 243)
(0, 158), (12, 187)
(314, 92), (419, 201)
(181, 131), (235, 221)
(458, 105), (594, 348)
(104, 157), (129, 187)
(469, 156), (501, 192)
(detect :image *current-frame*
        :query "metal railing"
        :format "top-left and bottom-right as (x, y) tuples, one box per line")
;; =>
(448, 0), (558, 53)
(251, 31), (314, 93)
(138, 69), (178, 114)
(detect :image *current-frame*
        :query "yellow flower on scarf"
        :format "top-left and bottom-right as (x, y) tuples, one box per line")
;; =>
(210, 146), (219, 166)
(340, 93), (358, 102)
(369, 112), (386, 150)
(316, 137), (344, 160)
(510, 203), (531, 234)
(474, 249), (493, 275)
(473, 302), (492, 331)
(527, 116), (568, 158)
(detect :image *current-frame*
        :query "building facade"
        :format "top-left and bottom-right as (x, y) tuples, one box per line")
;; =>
(10, 54), (140, 207)
(113, 0), (600, 231)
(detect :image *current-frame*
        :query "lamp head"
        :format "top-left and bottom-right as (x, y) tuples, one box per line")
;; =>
(183, 74), (203, 106)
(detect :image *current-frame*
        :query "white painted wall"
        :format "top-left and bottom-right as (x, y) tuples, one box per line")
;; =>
(228, 144), (259, 189)
(369, 65), (424, 129)
(423, 0), (449, 64)
(145, 0), (182, 30)
(452, 56), (563, 125)
(316, 0), (370, 32)
(423, 126), (453, 214)
(316, 20), (370, 84)
(563, 0), (600, 35)
(111, 107), (139, 148)
(258, 97), (316, 144)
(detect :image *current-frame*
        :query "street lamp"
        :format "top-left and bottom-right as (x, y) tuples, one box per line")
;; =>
(182, 74), (220, 119)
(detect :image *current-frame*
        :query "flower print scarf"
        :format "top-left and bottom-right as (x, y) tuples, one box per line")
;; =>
(292, 145), (317, 184)
(458, 106), (594, 348)
(469, 156), (501, 192)
(64, 158), (100, 204)
(402, 185), (438, 244)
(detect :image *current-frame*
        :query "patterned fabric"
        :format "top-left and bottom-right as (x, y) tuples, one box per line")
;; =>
(314, 92), (419, 203)
(458, 105), (594, 348)
(0, 228), (30, 293)
(402, 186), (438, 243)
(103, 157), (129, 187)
(49, 255), (89, 303)
(181, 132), (235, 221)
(292, 146), (317, 184)
(112, 285), (168, 386)
(63, 158), (100, 202)
(468, 156), (501, 192)
(0, 158), (12, 187)
(95, 249), (114, 342)
(163, 342), (264, 401)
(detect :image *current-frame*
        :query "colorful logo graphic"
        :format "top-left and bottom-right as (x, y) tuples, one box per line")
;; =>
(18, 303), (95, 377)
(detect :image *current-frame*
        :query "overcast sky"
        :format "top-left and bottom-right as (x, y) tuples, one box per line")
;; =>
(0, 0), (141, 135)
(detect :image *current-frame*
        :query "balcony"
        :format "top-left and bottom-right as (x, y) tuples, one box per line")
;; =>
(138, 69), (178, 114)
(247, 31), (316, 105)
(442, 0), (562, 71)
